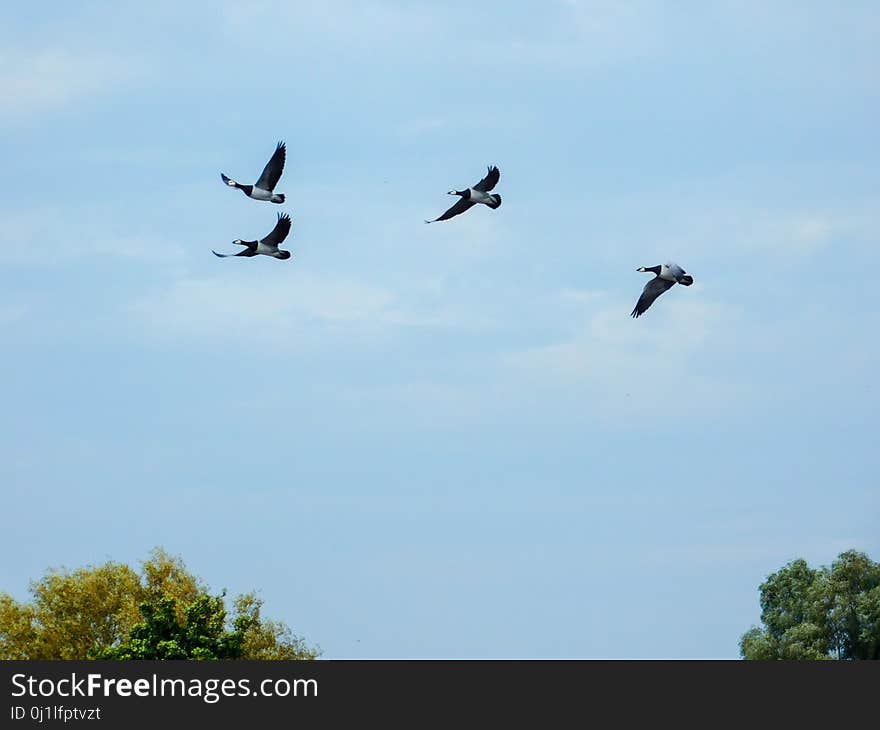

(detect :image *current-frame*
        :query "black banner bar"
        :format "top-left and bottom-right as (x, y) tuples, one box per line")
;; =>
(2, 660), (878, 727)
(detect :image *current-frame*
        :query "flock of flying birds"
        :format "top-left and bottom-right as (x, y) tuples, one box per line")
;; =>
(215, 142), (694, 318)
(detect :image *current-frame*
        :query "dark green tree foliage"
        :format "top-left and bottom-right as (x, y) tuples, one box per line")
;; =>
(741, 550), (880, 660)
(94, 594), (254, 660)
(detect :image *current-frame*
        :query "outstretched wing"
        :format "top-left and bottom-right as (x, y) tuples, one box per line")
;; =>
(473, 165), (500, 192)
(255, 141), (286, 191)
(262, 212), (292, 246)
(425, 197), (475, 223)
(631, 277), (675, 318)
(212, 249), (253, 257)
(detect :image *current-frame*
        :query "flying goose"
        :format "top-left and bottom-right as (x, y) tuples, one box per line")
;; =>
(425, 165), (502, 223)
(213, 213), (293, 259)
(221, 141), (286, 203)
(631, 262), (694, 318)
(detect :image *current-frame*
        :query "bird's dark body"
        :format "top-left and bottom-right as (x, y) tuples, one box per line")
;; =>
(220, 142), (287, 203)
(631, 263), (693, 318)
(426, 165), (502, 223)
(212, 212), (293, 260)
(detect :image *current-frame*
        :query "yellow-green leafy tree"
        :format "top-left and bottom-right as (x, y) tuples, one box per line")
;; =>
(0, 548), (318, 660)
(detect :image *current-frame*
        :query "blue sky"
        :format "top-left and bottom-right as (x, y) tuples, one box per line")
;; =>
(2, 1), (878, 658)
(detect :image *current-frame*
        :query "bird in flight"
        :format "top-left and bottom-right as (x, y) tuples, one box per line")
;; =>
(213, 212), (293, 260)
(425, 165), (502, 223)
(221, 142), (287, 203)
(631, 262), (694, 318)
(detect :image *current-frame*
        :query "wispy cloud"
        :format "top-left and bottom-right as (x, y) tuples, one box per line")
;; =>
(507, 290), (726, 377)
(0, 48), (138, 124)
(686, 204), (878, 257)
(0, 206), (186, 263)
(502, 0), (665, 70)
(502, 291), (753, 421)
(129, 271), (496, 345)
(569, 182), (880, 264)
(0, 304), (27, 327)
(219, 0), (661, 73)
(219, 1), (440, 55)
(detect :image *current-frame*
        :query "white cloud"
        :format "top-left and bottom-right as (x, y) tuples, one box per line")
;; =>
(0, 305), (27, 327)
(502, 290), (753, 422)
(557, 288), (606, 307)
(706, 206), (875, 256)
(219, 0), (662, 73)
(220, 1), (439, 54)
(572, 182), (880, 263)
(0, 207), (186, 263)
(505, 0), (664, 69)
(0, 48), (137, 124)
(129, 270), (496, 346)
(508, 290), (724, 377)
(131, 274), (388, 339)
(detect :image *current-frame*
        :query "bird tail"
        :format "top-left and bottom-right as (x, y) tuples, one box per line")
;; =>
(272, 193), (286, 203)
(679, 275), (694, 286)
(487, 194), (502, 209)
